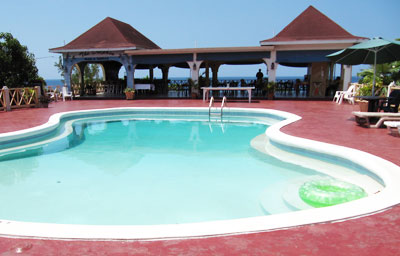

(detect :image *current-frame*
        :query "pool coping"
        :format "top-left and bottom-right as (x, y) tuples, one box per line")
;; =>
(1, 107), (400, 240)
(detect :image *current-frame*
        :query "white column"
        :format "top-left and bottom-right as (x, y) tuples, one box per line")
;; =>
(63, 56), (74, 91)
(187, 61), (203, 82)
(126, 64), (136, 89)
(263, 50), (278, 82)
(121, 55), (136, 89)
(63, 67), (72, 91)
(342, 64), (352, 91)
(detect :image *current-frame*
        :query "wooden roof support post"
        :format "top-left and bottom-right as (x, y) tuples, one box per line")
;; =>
(329, 62), (335, 83)
(77, 62), (87, 96)
(149, 65), (154, 82)
(263, 50), (278, 82)
(205, 62), (210, 86)
(161, 65), (170, 94)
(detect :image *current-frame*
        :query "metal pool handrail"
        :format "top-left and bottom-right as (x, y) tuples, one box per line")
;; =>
(221, 96), (227, 117)
(208, 96), (215, 117)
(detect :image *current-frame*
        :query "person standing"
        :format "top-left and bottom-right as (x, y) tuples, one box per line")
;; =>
(256, 69), (264, 82)
(256, 69), (264, 95)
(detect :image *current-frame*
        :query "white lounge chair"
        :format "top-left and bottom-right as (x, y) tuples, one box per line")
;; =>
(62, 86), (73, 101)
(353, 111), (400, 128)
(333, 84), (356, 104)
(384, 121), (400, 136)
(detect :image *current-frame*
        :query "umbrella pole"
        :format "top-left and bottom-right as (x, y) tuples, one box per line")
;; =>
(372, 50), (377, 96)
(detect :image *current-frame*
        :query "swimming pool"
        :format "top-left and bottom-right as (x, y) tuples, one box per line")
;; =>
(0, 107), (399, 239)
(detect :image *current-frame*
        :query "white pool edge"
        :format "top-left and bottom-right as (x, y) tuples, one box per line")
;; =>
(1, 107), (400, 241)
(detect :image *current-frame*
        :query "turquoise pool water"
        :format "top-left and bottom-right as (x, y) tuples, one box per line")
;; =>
(0, 114), (323, 225)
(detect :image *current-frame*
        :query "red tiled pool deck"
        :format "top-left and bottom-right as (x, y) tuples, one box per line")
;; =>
(0, 99), (399, 256)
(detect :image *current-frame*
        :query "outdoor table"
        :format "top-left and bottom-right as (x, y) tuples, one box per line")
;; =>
(135, 84), (155, 91)
(355, 96), (386, 112)
(201, 87), (255, 103)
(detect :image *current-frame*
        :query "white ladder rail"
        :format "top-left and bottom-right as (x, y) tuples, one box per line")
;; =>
(208, 96), (215, 117)
(221, 96), (227, 117)
(208, 96), (227, 122)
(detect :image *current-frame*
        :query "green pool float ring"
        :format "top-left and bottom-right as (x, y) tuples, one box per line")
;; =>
(299, 178), (368, 208)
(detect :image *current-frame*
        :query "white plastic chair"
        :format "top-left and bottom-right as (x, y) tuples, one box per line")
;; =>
(342, 84), (356, 104)
(334, 84), (355, 104)
(333, 90), (343, 103)
(47, 86), (59, 102)
(62, 86), (73, 101)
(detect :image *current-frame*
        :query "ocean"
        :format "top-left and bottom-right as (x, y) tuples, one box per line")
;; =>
(45, 76), (360, 86)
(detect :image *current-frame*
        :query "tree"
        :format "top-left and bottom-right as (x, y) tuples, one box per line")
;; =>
(54, 57), (103, 84)
(0, 32), (40, 87)
(358, 62), (400, 85)
(54, 56), (65, 84)
(357, 63), (393, 86)
(389, 61), (400, 82)
(82, 64), (102, 83)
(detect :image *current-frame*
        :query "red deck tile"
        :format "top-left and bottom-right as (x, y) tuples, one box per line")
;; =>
(0, 99), (399, 255)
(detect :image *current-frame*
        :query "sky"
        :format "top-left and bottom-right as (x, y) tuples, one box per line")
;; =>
(1, 0), (399, 80)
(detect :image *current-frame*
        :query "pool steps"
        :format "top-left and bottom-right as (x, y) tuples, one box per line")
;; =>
(208, 96), (227, 121)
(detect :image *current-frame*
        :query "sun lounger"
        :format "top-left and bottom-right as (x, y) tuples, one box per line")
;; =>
(352, 111), (400, 128)
(384, 121), (400, 136)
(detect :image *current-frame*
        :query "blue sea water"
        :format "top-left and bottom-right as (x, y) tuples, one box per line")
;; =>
(45, 76), (360, 86)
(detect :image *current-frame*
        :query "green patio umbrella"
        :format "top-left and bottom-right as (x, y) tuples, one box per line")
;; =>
(327, 37), (400, 95)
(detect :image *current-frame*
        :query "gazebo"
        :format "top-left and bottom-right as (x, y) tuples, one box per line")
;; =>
(50, 5), (366, 98)
(49, 17), (161, 96)
(260, 5), (367, 96)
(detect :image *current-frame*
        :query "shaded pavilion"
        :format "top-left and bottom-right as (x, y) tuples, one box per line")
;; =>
(260, 5), (366, 95)
(50, 5), (367, 98)
(125, 46), (272, 94)
(50, 17), (161, 95)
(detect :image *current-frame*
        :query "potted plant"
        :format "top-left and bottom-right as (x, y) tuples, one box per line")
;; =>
(261, 81), (275, 99)
(188, 78), (199, 99)
(355, 84), (370, 112)
(266, 81), (276, 100)
(124, 88), (135, 100)
(39, 95), (51, 108)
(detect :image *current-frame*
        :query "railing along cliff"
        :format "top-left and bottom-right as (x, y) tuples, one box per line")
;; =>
(1, 86), (40, 112)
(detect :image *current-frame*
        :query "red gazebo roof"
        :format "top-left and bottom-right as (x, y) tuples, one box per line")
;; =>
(50, 17), (160, 52)
(260, 6), (366, 45)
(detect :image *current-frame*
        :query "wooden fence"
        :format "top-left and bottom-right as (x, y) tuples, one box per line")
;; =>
(1, 86), (40, 112)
